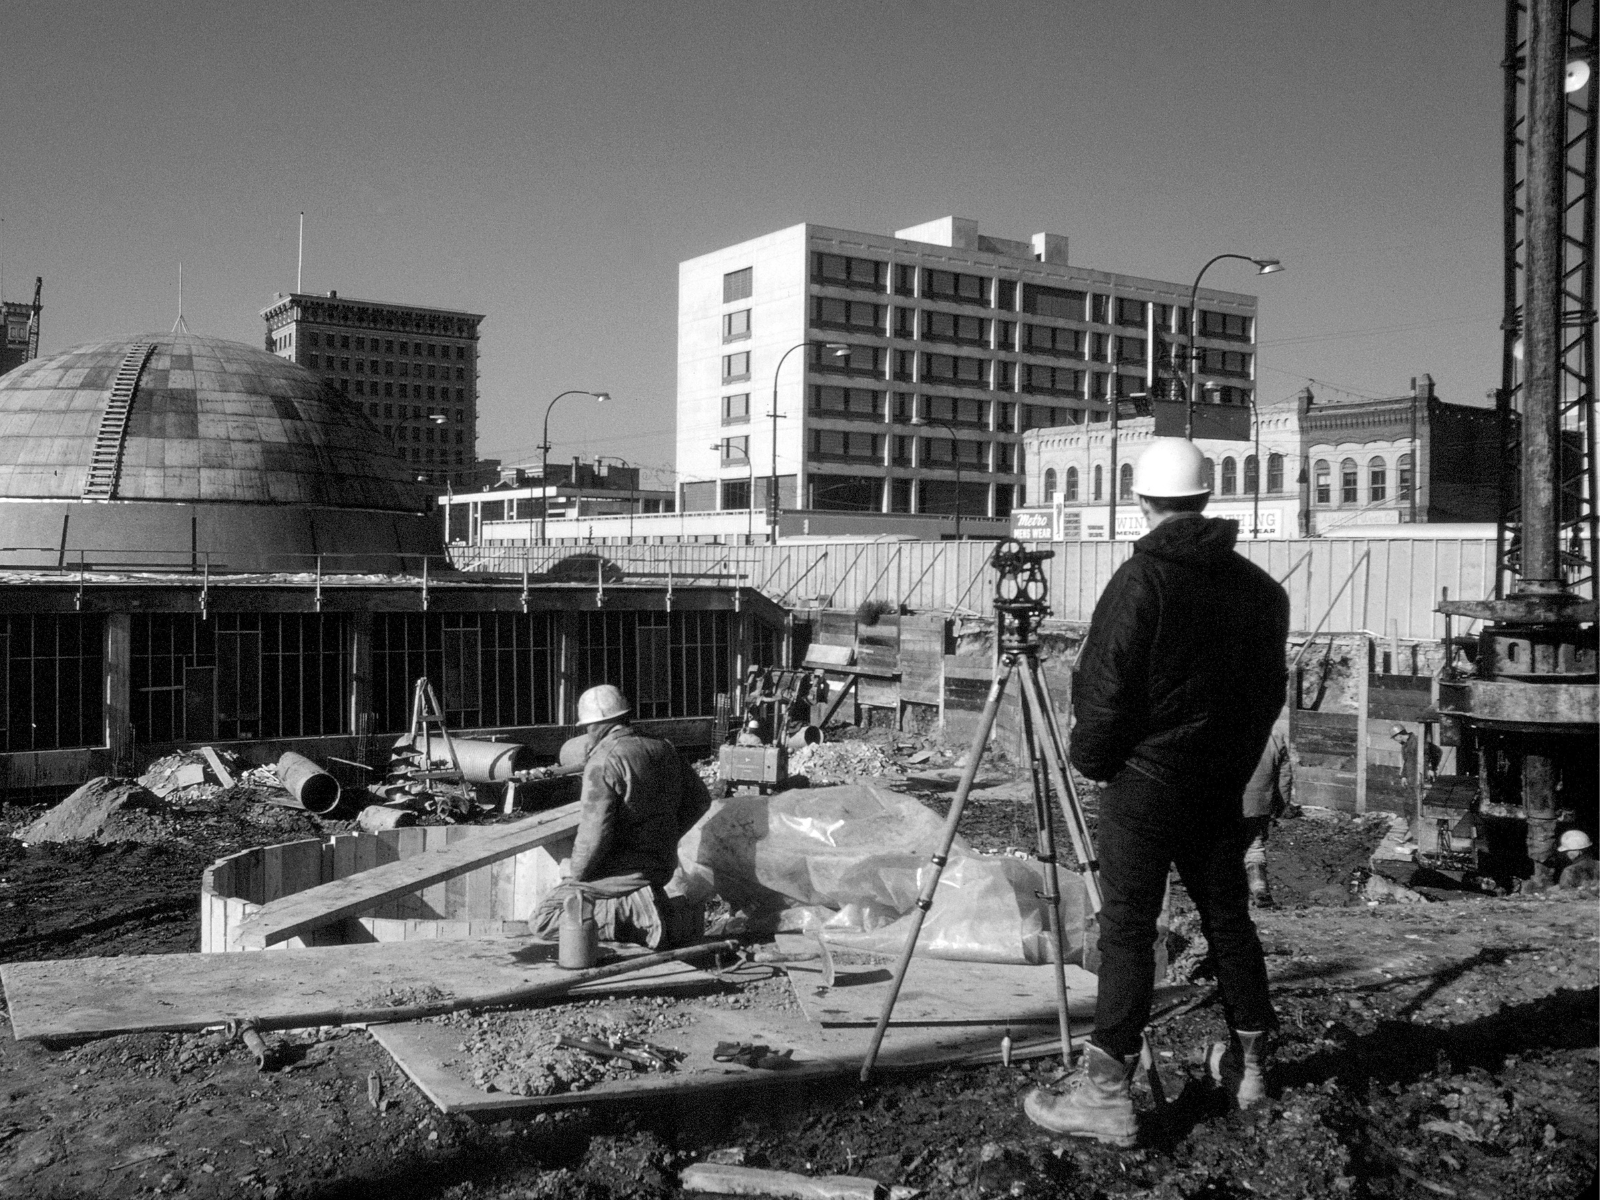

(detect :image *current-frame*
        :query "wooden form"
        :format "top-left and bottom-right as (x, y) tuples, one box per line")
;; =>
(229, 803), (580, 950)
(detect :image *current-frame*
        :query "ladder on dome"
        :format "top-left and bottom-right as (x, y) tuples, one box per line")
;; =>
(82, 343), (157, 500)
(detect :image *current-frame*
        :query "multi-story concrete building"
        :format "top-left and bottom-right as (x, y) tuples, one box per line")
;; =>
(262, 291), (485, 490)
(676, 216), (1260, 533)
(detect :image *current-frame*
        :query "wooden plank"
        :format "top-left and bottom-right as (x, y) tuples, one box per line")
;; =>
(0, 941), (711, 1042)
(422, 826), (452, 918)
(199, 745), (234, 788)
(232, 803), (582, 949)
(802, 643), (853, 668)
(898, 651), (943, 706)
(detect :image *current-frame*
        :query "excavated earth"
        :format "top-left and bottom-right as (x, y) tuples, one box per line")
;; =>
(0, 738), (1596, 1200)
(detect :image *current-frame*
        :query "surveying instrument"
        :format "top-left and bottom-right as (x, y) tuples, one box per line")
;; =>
(859, 540), (1103, 1082)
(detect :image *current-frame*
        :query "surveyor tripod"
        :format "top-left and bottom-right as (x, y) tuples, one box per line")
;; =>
(859, 540), (1103, 1082)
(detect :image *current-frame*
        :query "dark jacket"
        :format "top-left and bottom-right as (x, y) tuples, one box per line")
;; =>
(1070, 515), (1289, 801)
(570, 724), (713, 887)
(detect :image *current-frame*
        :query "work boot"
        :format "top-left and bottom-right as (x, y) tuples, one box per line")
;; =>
(1022, 1043), (1139, 1147)
(1207, 1029), (1270, 1110)
(1246, 863), (1275, 908)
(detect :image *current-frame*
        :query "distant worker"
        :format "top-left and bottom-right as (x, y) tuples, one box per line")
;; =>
(1024, 438), (1289, 1147)
(532, 684), (713, 948)
(1242, 714), (1293, 909)
(1557, 830), (1598, 890)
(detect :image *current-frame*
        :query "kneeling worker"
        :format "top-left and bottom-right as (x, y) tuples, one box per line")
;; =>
(532, 684), (712, 948)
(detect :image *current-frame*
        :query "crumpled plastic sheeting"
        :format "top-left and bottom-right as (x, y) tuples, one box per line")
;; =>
(677, 784), (1088, 964)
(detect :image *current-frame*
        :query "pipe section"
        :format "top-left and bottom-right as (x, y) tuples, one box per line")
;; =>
(397, 735), (536, 783)
(275, 751), (342, 815)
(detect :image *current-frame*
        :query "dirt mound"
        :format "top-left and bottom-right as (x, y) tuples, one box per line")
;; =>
(17, 777), (166, 844)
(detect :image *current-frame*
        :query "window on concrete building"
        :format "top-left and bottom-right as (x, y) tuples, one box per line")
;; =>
(815, 343), (885, 376)
(1244, 454), (1259, 494)
(923, 269), (990, 306)
(723, 267), (753, 303)
(1340, 459), (1358, 504)
(1314, 460), (1331, 504)
(892, 435), (913, 465)
(721, 478), (752, 510)
(1091, 294), (1109, 324)
(811, 386), (885, 419)
(1199, 310), (1252, 341)
(1115, 336), (1146, 366)
(995, 442), (1014, 472)
(1093, 464), (1103, 501)
(812, 429), (883, 462)
(1119, 462), (1134, 500)
(1115, 298), (1146, 327)
(722, 393), (750, 424)
(1398, 453), (1414, 500)
(1203, 458), (1216, 491)
(1221, 456), (1237, 495)
(922, 310), (989, 345)
(997, 279), (1017, 310)
(1022, 364), (1084, 397)
(720, 435), (750, 465)
(723, 309), (751, 341)
(1267, 453), (1284, 493)
(1025, 325), (1085, 358)
(1022, 284), (1086, 320)
(925, 395), (988, 426)
(1369, 457), (1387, 502)
(894, 264), (917, 296)
(1043, 469), (1057, 501)
(813, 253), (887, 291)
(722, 351), (751, 382)
(0, 614), (105, 751)
(1065, 466), (1079, 501)
(812, 297), (884, 333)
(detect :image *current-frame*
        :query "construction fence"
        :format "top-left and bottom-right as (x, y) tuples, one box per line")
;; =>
(454, 537), (1505, 642)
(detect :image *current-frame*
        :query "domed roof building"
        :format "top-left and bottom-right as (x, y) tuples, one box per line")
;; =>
(0, 332), (439, 571)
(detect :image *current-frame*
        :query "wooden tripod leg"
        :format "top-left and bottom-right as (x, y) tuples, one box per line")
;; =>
(1016, 669), (1076, 1066)
(1018, 658), (1102, 914)
(859, 661), (1014, 1083)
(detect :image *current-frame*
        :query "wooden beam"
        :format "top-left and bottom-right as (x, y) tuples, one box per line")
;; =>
(234, 802), (581, 949)
(1355, 636), (1371, 815)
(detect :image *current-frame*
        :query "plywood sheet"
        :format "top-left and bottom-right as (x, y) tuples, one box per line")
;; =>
(235, 804), (581, 949)
(1, 938), (706, 1042)
(369, 989), (1065, 1116)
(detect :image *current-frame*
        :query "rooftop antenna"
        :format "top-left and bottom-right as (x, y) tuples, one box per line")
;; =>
(297, 211), (304, 293)
(171, 261), (189, 334)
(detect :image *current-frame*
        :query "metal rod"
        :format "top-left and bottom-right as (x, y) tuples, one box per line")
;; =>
(1018, 656), (1103, 913)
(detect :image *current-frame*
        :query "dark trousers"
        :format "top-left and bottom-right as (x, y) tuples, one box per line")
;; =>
(1091, 769), (1276, 1059)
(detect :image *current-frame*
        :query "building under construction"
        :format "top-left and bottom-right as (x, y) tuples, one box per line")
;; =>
(0, 332), (783, 793)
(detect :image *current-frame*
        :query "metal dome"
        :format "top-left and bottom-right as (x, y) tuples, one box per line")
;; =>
(0, 332), (423, 509)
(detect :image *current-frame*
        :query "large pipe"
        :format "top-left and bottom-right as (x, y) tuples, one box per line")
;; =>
(275, 751), (342, 815)
(396, 735), (536, 783)
(1520, 0), (1566, 593)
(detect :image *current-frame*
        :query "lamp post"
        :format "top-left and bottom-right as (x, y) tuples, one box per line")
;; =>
(1186, 255), (1282, 438)
(768, 341), (848, 544)
(539, 389), (609, 545)
(594, 454), (636, 542)
(1248, 392), (1261, 539)
(911, 414), (964, 539)
(709, 442), (756, 543)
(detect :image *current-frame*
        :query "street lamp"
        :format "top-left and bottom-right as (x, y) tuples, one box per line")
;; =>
(539, 389), (609, 545)
(768, 341), (849, 544)
(1186, 255), (1282, 438)
(594, 454), (636, 542)
(709, 442), (756, 543)
(910, 414), (965, 539)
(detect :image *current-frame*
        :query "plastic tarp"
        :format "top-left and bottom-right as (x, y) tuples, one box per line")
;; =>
(677, 783), (1088, 965)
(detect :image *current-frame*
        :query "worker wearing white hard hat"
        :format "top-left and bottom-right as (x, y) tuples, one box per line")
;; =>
(530, 684), (712, 948)
(1557, 829), (1598, 890)
(1025, 437), (1289, 1144)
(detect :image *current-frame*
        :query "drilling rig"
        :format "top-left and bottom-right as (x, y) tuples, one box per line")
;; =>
(1434, 0), (1599, 887)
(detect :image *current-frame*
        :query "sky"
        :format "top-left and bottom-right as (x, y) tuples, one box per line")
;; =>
(0, 0), (1506, 488)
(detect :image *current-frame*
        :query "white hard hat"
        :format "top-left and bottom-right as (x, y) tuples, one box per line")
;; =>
(1558, 829), (1593, 852)
(576, 684), (630, 726)
(1132, 437), (1210, 498)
